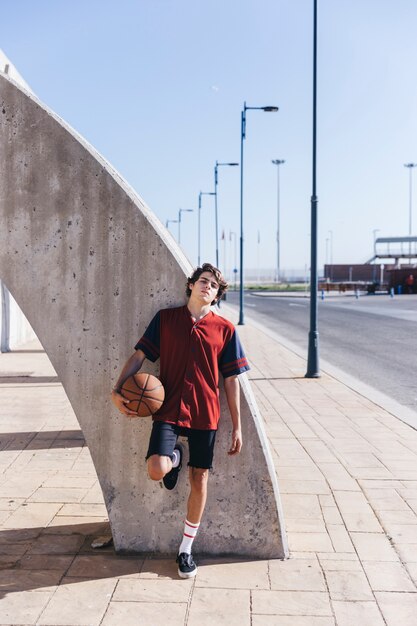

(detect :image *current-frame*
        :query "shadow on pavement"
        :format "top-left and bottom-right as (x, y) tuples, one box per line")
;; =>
(0, 430), (85, 451)
(0, 522), (263, 598)
(0, 521), (144, 598)
(0, 376), (60, 384)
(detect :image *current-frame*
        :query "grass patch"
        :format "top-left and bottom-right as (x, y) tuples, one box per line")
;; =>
(246, 283), (308, 292)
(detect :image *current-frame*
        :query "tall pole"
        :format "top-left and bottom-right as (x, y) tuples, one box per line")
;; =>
(328, 229), (333, 280)
(410, 167), (413, 236)
(198, 193), (202, 266)
(272, 159), (285, 282)
(276, 163), (280, 282)
(372, 228), (380, 282)
(223, 230), (227, 278)
(178, 208), (193, 245)
(214, 164), (219, 268)
(408, 164), (414, 236)
(238, 102), (279, 325)
(257, 230), (261, 285)
(373, 228), (380, 255)
(306, 0), (320, 378)
(214, 161), (238, 269)
(166, 218), (178, 231)
(198, 191), (215, 266)
(404, 163), (416, 257)
(404, 163), (416, 235)
(239, 105), (246, 325)
(410, 167), (413, 257)
(230, 231), (237, 290)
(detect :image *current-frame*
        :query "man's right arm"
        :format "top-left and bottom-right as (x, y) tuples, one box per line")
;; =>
(111, 348), (147, 417)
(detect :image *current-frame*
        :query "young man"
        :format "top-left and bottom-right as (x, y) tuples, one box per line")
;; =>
(111, 263), (249, 578)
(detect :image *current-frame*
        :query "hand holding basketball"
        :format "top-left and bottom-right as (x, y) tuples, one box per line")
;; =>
(111, 389), (138, 417)
(119, 372), (165, 417)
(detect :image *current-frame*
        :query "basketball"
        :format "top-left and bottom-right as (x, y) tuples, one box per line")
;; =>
(120, 372), (165, 417)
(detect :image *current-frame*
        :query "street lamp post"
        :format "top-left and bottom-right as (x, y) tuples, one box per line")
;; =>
(166, 218), (179, 231)
(230, 230), (237, 290)
(373, 228), (380, 255)
(306, 0), (320, 378)
(328, 229), (333, 280)
(214, 161), (238, 268)
(198, 191), (215, 266)
(404, 163), (417, 238)
(271, 159), (285, 282)
(178, 208), (193, 244)
(372, 228), (380, 282)
(239, 102), (279, 325)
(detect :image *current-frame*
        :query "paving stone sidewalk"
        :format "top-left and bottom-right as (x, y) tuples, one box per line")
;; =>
(1, 318), (417, 625)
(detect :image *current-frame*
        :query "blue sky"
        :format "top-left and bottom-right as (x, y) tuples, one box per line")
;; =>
(2, 0), (417, 277)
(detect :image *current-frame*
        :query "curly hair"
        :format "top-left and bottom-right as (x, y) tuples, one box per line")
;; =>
(186, 263), (228, 304)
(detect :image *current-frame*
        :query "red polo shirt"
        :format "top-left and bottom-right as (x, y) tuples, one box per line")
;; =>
(135, 305), (249, 430)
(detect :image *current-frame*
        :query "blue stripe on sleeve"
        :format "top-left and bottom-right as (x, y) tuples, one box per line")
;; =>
(134, 311), (161, 362)
(219, 330), (250, 378)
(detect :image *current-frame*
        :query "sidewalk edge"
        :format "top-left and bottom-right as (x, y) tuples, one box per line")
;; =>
(223, 304), (417, 432)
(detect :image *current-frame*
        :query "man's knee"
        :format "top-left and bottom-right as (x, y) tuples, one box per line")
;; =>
(189, 467), (209, 492)
(147, 455), (171, 481)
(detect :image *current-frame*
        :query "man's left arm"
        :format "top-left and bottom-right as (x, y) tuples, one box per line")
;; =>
(224, 375), (242, 455)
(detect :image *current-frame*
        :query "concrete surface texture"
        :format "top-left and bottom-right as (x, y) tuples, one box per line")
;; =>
(0, 72), (287, 557)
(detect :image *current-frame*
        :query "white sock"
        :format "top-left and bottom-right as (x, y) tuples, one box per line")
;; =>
(178, 519), (200, 555)
(171, 448), (180, 468)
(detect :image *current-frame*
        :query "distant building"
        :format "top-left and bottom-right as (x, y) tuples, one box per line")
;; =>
(323, 264), (386, 282)
(368, 236), (417, 266)
(324, 236), (417, 287)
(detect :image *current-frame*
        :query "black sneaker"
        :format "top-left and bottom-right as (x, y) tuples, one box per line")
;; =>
(176, 552), (197, 578)
(162, 443), (183, 490)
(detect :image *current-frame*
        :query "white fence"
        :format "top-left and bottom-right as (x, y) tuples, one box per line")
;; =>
(224, 267), (314, 284)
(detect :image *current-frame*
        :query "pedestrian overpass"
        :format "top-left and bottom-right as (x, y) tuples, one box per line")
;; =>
(366, 236), (417, 266)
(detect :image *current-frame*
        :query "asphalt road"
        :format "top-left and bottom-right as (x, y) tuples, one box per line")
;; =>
(225, 291), (417, 412)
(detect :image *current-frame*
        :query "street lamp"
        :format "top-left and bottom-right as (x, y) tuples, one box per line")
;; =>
(198, 191), (215, 265)
(306, 0), (320, 378)
(166, 218), (179, 231)
(214, 161), (238, 268)
(229, 231), (238, 290)
(404, 163), (417, 237)
(238, 102), (279, 325)
(178, 208), (193, 244)
(373, 228), (380, 255)
(271, 159), (285, 282)
(372, 228), (380, 282)
(328, 229), (333, 280)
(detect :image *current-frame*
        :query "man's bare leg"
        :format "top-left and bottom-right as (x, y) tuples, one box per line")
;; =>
(175, 467), (209, 577)
(146, 460), (209, 523)
(187, 467), (209, 523)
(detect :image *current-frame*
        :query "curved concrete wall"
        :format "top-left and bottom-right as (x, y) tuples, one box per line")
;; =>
(0, 73), (288, 558)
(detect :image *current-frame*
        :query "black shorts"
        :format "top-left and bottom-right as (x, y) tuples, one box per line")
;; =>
(146, 421), (217, 470)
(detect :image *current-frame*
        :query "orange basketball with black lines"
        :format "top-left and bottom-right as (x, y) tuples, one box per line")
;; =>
(120, 373), (165, 417)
